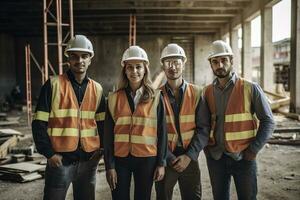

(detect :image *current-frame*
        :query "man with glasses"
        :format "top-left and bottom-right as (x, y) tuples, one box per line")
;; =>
(155, 43), (209, 200)
(203, 40), (274, 200)
(32, 35), (105, 200)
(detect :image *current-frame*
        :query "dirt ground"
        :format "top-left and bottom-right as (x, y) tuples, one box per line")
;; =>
(0, 113), (299, 200)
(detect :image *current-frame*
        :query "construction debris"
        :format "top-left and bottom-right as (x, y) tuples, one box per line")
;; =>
(264, 90), (290, 110)
(0, 162), (45, 182)
(0, 128), (24, 159)
(0, 128), (23, 136)
(0, 113), (20, 126)
(0, 136), (18, 158)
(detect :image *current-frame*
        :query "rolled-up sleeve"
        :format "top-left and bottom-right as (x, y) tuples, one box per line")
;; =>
(249, 83), (275, 154)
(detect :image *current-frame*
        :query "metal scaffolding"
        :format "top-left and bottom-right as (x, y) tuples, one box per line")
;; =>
(25, 45), (32, 127)
(129, 14), (136, 46)
(43, 0), (74, 80)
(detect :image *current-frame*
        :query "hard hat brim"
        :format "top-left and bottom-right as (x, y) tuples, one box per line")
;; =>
(121, 57), (149, 67)
(160, 54), (187, 65)
(65, 48), (94, 57)
(207, 52), (233, 60)
(161, 54), (186, 60)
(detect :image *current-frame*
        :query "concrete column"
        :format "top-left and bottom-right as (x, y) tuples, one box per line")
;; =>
(260, 6), (274, 92)
(230, 27), (241, 75)
(290, 0), (300, 113)
(194, 35), (214, 87)
(242, 20), (252, 80)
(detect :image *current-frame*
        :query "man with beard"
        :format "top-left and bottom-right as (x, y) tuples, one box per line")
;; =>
(203, 40), (275, 200)
(32, 35), (105, 200)
(155, 43), (209, 200)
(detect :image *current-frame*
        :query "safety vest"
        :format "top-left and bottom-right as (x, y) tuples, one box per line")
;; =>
(108, 89), (160, 157)
(204, 78), (257, 153)
(161, 83), (201, 152)
(34, 74), (105, 152)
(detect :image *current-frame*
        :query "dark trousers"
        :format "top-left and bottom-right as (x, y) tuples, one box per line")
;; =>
(206, 154), (257, 200)
(112, 155), (157, 200)
(43, 155), (100, 200)
(155, 160), (201, 200)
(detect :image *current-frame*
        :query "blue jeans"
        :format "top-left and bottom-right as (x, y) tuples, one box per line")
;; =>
(206, 154), (257, 200)
(43, 153), (101, 200)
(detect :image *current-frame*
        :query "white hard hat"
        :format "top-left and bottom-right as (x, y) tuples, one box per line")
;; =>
(121, 45), (149, 67)
(160, 43), (186, 64)
(208, 40), (233, 60)
(64, 35), (94, 57)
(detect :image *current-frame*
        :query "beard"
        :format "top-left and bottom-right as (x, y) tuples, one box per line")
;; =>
(213, 66), (232, 78)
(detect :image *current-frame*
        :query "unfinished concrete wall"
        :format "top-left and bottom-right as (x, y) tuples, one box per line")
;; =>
(15, 35), (172, 99)
(194, 35), (215, 87)
(14, 34), (216, 100)
(89, 35), (171, 95)
(0, 34), (16, 100)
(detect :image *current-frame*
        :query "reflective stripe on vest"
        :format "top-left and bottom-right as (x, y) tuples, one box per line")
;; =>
(34, 111), (50, 122)
(204, 78), (257, 153)
(47, 74), (103, 152)
(108, 89), (160, 157)
(161, 84), (201, 152)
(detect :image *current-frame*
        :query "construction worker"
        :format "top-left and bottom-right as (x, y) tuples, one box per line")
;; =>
(32, 35), (105, 200)
(155, 43), (209, 200)
(104, 45), (167, 200)
(203, 40), (275, 200)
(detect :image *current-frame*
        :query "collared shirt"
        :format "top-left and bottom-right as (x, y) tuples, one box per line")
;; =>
(130, 86), (144, 109)
(32, 70), (106, 163)
(205, 72), (275, 161)
(163, 80), (210, 164)
(103, 86), (167, 170)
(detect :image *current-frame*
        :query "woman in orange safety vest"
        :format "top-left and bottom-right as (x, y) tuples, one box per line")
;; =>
(104, 45), (167, 200)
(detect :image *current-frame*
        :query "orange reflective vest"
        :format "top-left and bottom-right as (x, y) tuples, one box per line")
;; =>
(161, 83), (201, 152)
(204, 78), (257, 153)
(34, 74), (104, 152)
(108, 89), (160, 157)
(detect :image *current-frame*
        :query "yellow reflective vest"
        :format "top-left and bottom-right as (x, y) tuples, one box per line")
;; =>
(108, 89), (160, 157)
(161, 83), (201, 152)
(34, 74), (104, 152)
(204, 78), (257, 153)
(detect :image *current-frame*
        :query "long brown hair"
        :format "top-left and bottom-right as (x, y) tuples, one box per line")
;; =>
(117, 61), (155, 103)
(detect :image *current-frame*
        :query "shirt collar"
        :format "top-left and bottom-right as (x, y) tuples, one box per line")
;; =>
(125, 85), (144, 96)
(66, 69), (89, 85)
(165, 79), (187, 96)
(213, 72), (238, 88)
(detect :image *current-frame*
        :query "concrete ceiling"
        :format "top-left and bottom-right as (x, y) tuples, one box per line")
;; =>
(0, 0), (254, 36)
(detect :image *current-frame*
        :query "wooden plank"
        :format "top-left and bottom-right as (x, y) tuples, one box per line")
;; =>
(0, 171), (42, 183)
(0, 136), (18, 158)
(0, 121), (19, 126)
(274, 127), (300, 133)
(0, 129), (23, 136)
(268, 139), (300, 146)
(0, 162), (45, 173)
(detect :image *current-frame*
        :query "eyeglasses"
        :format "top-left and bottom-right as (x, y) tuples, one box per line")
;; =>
(163, 59), (183, 69)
